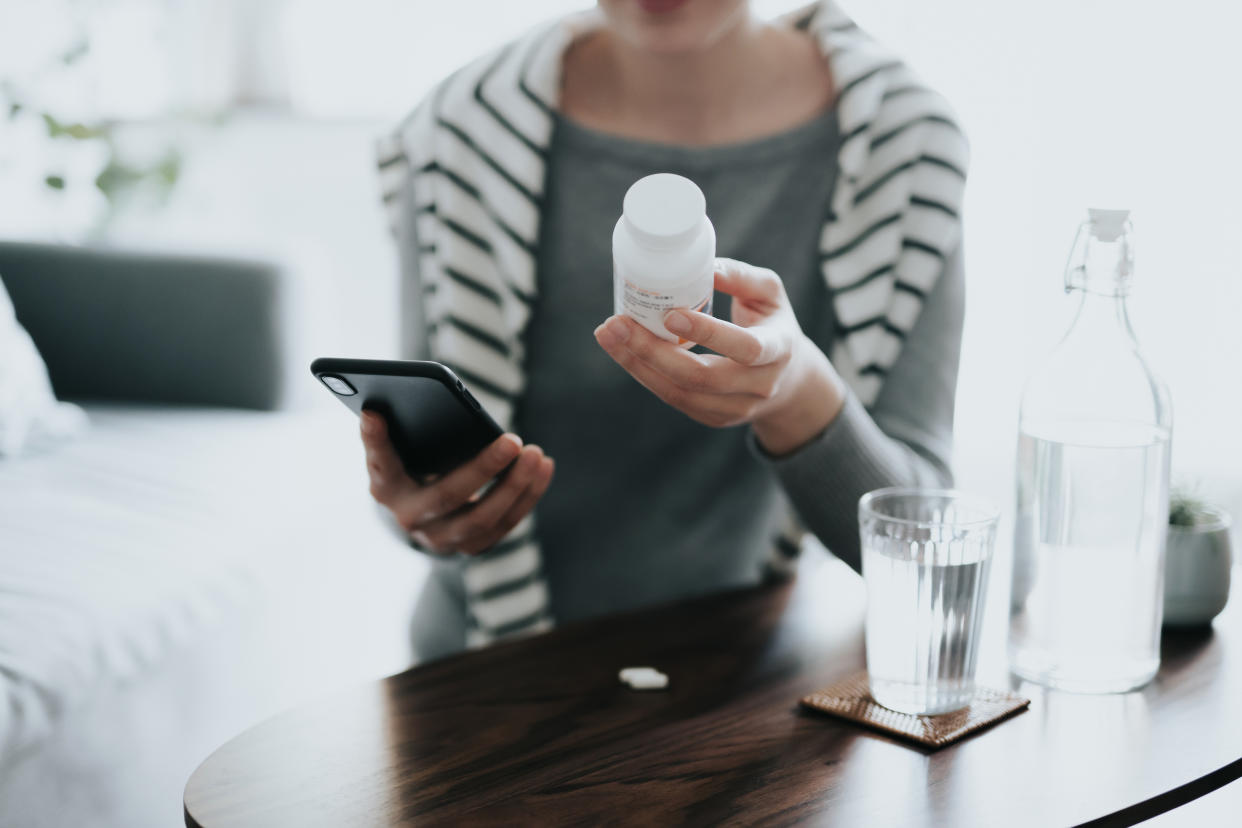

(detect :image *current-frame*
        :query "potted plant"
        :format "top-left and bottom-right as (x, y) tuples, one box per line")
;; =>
(0, 23), (183, 240)
(1164, 488), (1233, 627)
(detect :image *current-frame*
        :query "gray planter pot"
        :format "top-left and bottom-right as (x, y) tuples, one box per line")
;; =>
(1163, 507), (1233, 627)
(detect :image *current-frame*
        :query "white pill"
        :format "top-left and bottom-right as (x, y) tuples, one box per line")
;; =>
(619, 666), (669, 690)
(619, 666), (659, 682)
(626, 672), (668, 690)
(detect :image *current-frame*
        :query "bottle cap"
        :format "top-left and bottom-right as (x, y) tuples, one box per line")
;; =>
(622, 173), (705, 249)
(1088, 208), (1130, 242)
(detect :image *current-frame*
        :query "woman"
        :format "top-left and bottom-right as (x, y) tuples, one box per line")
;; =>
(366, 0), (968, 659)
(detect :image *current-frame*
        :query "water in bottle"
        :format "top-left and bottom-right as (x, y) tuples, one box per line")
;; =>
(1009, 209), (1172, 693)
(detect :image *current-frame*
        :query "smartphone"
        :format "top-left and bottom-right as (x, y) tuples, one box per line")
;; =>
(310, 357), (504, 479)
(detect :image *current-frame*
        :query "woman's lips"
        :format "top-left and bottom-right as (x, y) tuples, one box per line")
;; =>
(636, 0), (691, 14)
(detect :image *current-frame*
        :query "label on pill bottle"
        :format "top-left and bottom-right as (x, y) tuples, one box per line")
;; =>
(614, 262), (713, 345)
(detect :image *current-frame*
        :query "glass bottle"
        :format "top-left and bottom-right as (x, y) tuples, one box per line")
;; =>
(1009, 209), (1173, 693)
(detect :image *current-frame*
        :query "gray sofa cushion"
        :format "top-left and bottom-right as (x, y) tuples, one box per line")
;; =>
(0, 274), (86, 456)
(0, 242), (288, 410)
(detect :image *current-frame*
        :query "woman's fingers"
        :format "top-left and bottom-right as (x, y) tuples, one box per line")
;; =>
(361, 410), (555, 555)
(419, 445), (546, 554)
(361, 411), (415, 502)
(596, 315), (781, 397)
(712, 257), (785, 308)
(597, 260), (830, 437)
(595, 328), (761, 426)
(458, 455), (555, 555)
(366, 423), (524, 532)
(420, 433), (524, 518)
(456, 446), (543, 532)
(662, 308), (786, 366)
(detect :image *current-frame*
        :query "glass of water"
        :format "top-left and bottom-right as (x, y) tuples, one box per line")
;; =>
(860, 488), (999, 716)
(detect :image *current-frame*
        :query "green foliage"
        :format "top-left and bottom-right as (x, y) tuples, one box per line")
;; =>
(93, 148), (182, 204)
(27, 107), (183, 204)
(60, 40), (89, 66)
(42, 112), (107, 141)
(93, 158), (142, 200)
(1169, 486), (1215, 527)
(3, 26), (184, 221)
(155, 151), (181, 188)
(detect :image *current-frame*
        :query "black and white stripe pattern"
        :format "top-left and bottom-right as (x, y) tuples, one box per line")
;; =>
(377, 1), (968, 647)
(799, 4), (969, 402)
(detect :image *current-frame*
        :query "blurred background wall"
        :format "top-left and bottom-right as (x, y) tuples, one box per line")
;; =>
(2, 0), (1239, 510)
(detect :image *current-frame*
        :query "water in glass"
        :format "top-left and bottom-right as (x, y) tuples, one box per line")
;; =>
(862, 490), (998, 716)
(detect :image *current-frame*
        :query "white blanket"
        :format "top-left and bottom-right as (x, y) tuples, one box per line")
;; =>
(0, 404), (425, 762)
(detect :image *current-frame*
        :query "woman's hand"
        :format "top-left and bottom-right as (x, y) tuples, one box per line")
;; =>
(360, 411), (555, 555)
(594, 257), (847, 456)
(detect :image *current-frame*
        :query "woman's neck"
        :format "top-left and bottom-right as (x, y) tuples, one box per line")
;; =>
(561, 19), (833, 146)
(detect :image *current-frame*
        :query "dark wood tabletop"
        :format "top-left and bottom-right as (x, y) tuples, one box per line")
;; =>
(184, 554), (1242, 827)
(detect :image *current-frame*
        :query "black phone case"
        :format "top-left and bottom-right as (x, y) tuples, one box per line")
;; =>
(310, 357), (504, 478)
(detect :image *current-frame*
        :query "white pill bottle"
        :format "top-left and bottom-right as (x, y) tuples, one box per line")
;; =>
(613, 173), (716, 345)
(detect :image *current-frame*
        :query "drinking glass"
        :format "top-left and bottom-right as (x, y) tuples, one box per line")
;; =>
(860, 488), (1000, 715)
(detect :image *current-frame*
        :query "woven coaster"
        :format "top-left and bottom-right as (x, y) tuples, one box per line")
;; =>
(800, 671), (1030, 749)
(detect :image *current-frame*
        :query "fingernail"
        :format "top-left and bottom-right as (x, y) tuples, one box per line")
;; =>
(664, 310), (691, 336)
(609, 318), (631, 344)
(494, 434), (521, 459)
(361, 412), (378, 435)
(595, 319), (627, 348)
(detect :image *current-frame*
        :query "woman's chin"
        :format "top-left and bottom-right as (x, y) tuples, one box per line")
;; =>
(636, 0), (693, 13)
(603, 0), (749, 55)
(622, 29), (721, 55)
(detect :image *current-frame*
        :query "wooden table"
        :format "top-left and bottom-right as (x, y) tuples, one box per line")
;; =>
(184, 555), (1242, 827)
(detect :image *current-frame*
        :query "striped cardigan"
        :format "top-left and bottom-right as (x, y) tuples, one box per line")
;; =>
(377, 0), (969, 648)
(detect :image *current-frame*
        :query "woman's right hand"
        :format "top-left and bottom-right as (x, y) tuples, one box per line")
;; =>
(360, 410), (555, 556)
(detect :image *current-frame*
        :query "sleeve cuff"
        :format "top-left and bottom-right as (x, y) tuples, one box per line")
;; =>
(748, 392), (914, 567)
(750, 391), (871, 471)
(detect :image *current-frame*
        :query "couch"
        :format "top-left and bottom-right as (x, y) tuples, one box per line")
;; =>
(0, 241), (426, 827)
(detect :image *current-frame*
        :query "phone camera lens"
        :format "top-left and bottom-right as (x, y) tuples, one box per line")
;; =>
(321, 375), (357, 396)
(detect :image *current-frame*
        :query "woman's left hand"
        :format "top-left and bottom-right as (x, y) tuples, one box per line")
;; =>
(594, 257), (848, 456)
